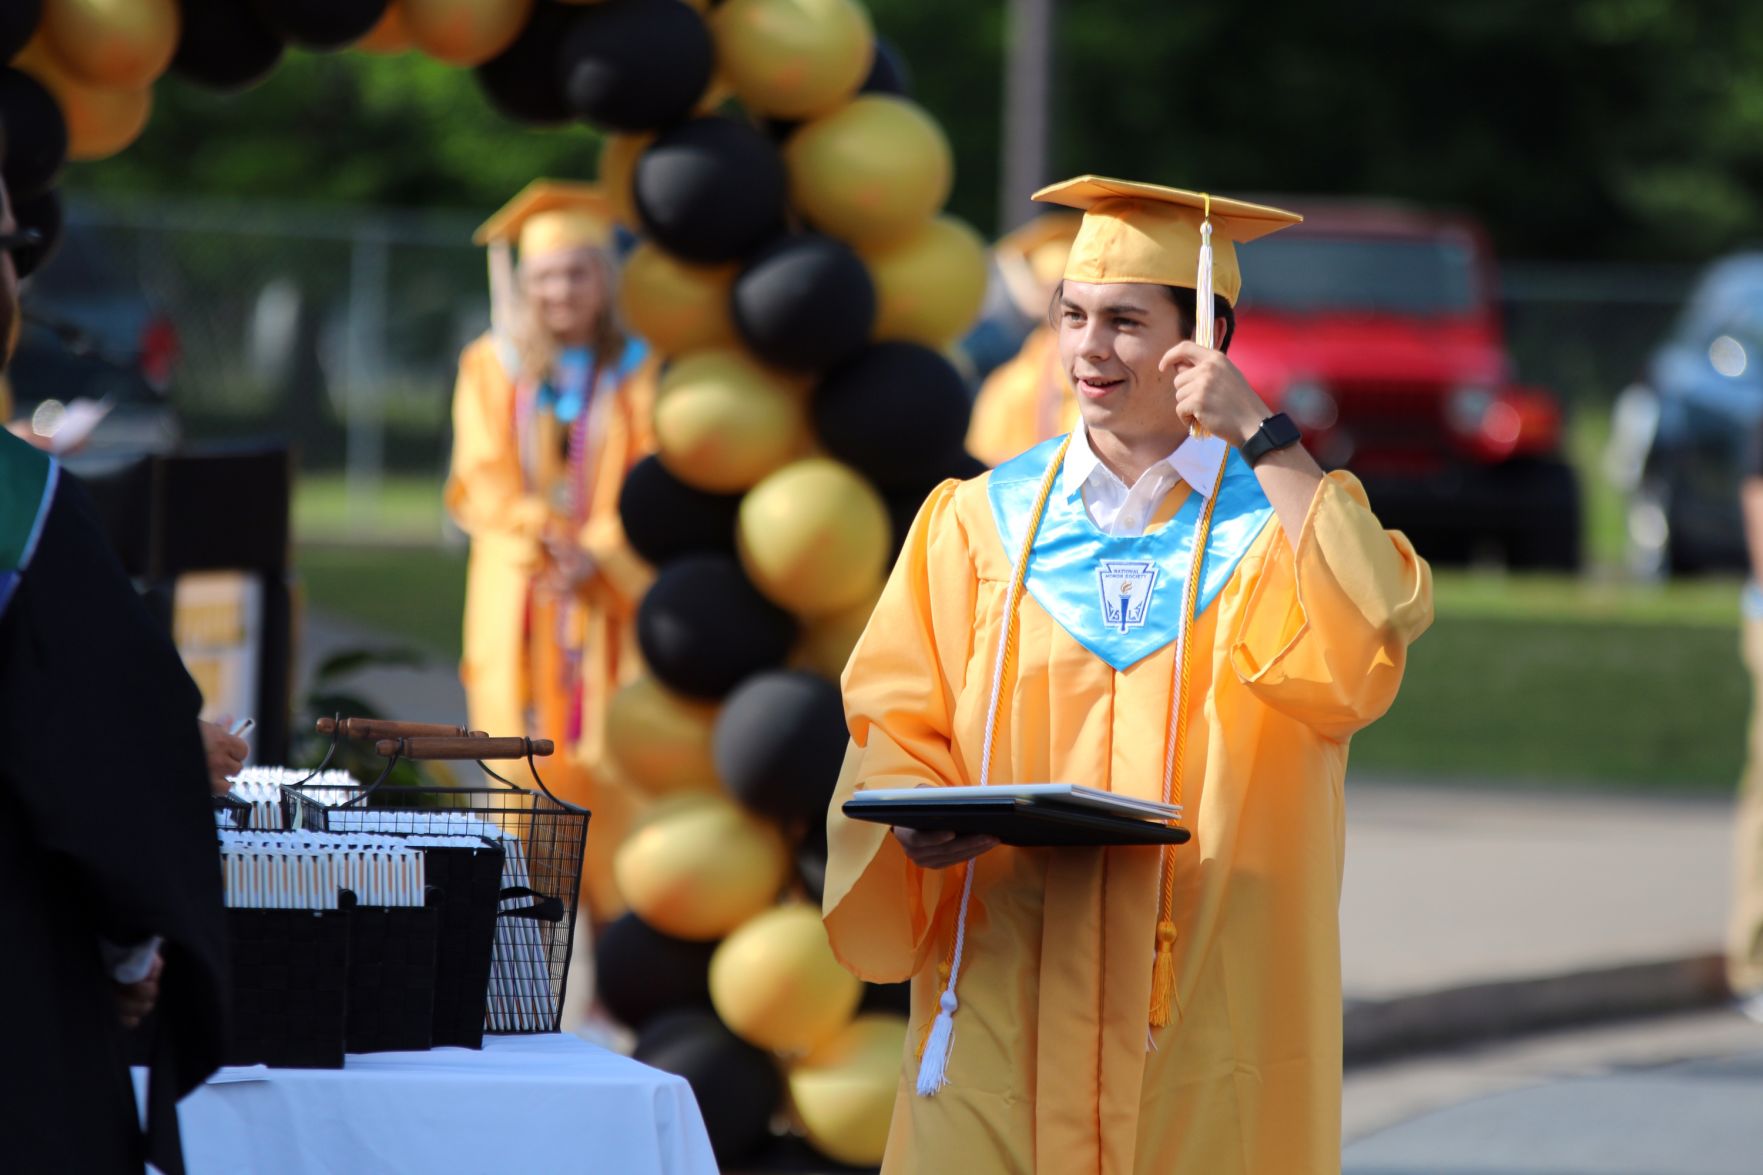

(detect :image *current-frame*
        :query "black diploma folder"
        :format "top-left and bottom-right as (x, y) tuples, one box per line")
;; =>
(842, 784), (1190, 848)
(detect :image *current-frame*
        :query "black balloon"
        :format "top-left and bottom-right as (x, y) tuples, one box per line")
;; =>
(634, 1009), (781, 1165)
(813, 342), (973, 491)
(859, 980), (912, 1018)
(474, 1), (579, 126)
(172, 0), (286, 92)
(250, 0), (387, 49)
(0, 70), (65, 204)
(712, 670), (847, 823)
(884, 450), (984, 554)
(0, 0), (41, 65)
(558, 0), (713, 133)
(11, 187), (62, 280)
(731, 234), (875, 372)
(618, 454), (742, 566)
(595, 912), (717, 1031)
(633, 117), (786, 265)
(861, 36), (912, 97)
(636, 554), (797, 700)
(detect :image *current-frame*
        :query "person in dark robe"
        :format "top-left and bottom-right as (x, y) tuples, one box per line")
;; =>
(0, 181), (229, 1174)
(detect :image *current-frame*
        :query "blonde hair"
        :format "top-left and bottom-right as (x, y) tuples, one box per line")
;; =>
(509, 246), (629, 386)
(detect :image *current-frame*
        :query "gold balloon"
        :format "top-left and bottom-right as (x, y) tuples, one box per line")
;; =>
(785, 95), (953, 248)
(862, 214), (989, 348)
(603, 676), (721, 798)
(709, 904), (862, 1055)
(738, 459), (889, 618)
(597, 132), (651, 229)
(354, 2), (413, 53)
(618, 243), (737, 357)
(39, 0), (178, 91)
(14, 38), (151, 162)
(711, 0), (873, 121)
(614, 794), (790, 941)
(402, 0), (533, 66)
(654, 349), (809, 493)
(788, 1014), (907, 1166)
(793, 586), (880, 680)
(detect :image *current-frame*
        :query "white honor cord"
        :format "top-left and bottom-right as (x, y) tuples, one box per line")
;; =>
(916, 444), (1064, 1093)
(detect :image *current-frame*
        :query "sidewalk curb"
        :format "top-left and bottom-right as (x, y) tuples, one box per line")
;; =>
(1344, 952), (1730, 1066)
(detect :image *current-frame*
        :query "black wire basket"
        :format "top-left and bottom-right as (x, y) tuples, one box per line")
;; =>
(282, 727), (589, 1036)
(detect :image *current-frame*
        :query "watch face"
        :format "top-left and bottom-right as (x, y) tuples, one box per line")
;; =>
(1268, 413), (1302, 447)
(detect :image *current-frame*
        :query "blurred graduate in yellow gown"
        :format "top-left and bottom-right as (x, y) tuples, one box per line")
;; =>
(825, 177), (1434, 1173)
(965, 213), (1081, 466)
(445, 182), (656, 923)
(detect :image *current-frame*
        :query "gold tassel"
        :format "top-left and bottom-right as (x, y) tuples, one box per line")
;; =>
(915, 960), (952, 1061)
(1148, 920), (1178, 1028)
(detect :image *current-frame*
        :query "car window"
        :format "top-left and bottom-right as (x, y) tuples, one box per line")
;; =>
(1238, 236), (1479, 316)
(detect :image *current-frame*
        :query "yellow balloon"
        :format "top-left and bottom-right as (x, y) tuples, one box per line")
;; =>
(786, 95), (953, 248)
(862, 215), (989, 348)
(597, 132), (652, 229)
(654, 349), (809, 493)
(603, 676), (721, 798)
(788, 1014), (907, 1166)
(614, 794), (789, 941)
(14, 38), (151, 162)
(738, 459), (888, 618)
(354, 2), (413, 53)
(618, 243), (737, 357)
(710, 904), (862, 1055)
(711, 0), (872, 121)
(793, 586), (880, 680)
(39, 0), (178, 90)
(402, 0), (533, 66)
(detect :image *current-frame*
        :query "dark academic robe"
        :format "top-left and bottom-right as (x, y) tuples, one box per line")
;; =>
(0, 433), (229, 1174)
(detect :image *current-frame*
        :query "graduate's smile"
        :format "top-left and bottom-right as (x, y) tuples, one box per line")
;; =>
(1075, 374), (1126, 399)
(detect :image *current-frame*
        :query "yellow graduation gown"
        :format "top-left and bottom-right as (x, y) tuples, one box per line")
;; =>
(965, 325), (1078, 467)
(823, 466), (1433, 1174)
(444, 333), (657, 921)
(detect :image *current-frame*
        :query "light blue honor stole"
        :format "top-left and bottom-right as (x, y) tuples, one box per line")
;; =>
(986, 435), (1274, 670)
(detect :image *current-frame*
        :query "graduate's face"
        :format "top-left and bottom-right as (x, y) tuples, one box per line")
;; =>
(1057, 281), (1191, 439)
(521, 246), (604, 344)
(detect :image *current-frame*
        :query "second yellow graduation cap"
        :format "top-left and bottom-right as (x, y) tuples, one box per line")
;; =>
(473, 180), (614, 261)
(1031, 175), (1302, 307)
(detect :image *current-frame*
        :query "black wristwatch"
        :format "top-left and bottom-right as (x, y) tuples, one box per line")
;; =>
(1240, 412), (1302, 466)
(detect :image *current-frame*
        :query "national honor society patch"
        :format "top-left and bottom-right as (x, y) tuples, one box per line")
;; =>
(1098, 560), (1158, 633)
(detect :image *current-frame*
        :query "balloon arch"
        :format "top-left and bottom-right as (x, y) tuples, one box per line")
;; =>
(1, 0), (990, 1166)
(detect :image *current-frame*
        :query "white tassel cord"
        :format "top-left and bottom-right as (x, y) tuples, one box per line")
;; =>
(915, 435), (1070, 1098)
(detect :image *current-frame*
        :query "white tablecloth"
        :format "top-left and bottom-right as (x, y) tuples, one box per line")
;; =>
(137, 1034), (717, 1175)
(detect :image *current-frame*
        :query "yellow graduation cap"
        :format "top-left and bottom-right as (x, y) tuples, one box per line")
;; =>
(1031, 175), (1301, 310)
(472, 179), (614, 262)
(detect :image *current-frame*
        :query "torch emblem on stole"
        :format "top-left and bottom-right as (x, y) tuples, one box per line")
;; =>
(1097, 560), (1159, 633)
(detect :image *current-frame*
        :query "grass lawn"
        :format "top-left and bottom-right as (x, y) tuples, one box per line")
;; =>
(1354, 571), (1748, 793)
(297, 543), (466, 662)
(293, 473), (449, 546)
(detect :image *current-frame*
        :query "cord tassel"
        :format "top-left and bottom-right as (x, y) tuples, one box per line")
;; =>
(1148, 920), (1178, 1028)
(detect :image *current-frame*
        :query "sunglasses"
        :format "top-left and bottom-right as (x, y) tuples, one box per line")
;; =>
(0, 228), (46, 279)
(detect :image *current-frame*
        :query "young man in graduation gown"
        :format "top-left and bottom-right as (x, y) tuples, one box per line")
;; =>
(823, 176), (1434, 1174)
(0, 183), (228, 1174)
(445, 182), (657, 922)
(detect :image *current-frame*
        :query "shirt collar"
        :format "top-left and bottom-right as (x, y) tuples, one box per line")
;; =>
(1061, 425), (1227, 501)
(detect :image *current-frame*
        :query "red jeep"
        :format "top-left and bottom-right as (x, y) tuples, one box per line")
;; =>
(1230, 201), (1580, 569)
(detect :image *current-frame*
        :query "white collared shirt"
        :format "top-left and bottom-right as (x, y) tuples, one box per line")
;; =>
(1061, 428), (1228, 536)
